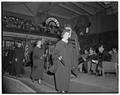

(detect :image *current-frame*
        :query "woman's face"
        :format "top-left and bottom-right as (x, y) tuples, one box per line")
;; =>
(85, 50), (88, 54)
(17, 43), (21, 47)
(63, 32), (70, 40)
(65, 27), (72, 38)
(37, 41), (42, 46)
(113, 48), (117, 53)
(99, 46), (104, 53)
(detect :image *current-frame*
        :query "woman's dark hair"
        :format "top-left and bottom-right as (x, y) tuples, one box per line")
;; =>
(64, 24), (72, 29)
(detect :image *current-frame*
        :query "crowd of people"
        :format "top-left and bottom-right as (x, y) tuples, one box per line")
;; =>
(3, 23), (118, 93)
(3, 16), (36, 31)
(79, 45), (118, 76)
(3, 15), (61, 35)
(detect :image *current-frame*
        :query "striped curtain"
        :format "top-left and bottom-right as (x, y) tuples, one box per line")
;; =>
(24, 41), (33, 63)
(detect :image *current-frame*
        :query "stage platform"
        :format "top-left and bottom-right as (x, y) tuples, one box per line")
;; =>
(3, 67), (118, 93)
(43, 72), (118, 93)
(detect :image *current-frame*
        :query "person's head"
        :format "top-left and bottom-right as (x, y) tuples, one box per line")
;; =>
(108, 50), (113, 55)
(64, 24), (72, 38)
(36, 40), (42, 47)
(89, 48), (94, 54)
(17, 42), (22, 48)
(64, 24), (72, 30)
(98, 45), (104, 53)
(46, 49), (49, 53)
(89, 48), (93, 50)
(112, 48), (117, 53)
(84, 50), (88, 54)
(62, 29), (71, 40)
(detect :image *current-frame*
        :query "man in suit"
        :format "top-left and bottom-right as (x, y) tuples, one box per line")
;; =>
(8, 47), (15, 75)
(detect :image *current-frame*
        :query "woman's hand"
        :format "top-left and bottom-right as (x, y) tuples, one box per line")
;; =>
(58, 56), (62, 60)
(15, 58), (18, 61)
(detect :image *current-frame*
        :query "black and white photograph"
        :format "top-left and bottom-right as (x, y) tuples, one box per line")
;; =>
(2, 1), (118, 93)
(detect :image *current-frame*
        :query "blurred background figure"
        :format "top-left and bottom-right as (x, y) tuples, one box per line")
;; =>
(14, 42), (25, 77)
(96, 45), (104, 76)
(64, 24), (80, 78)
(109, 48), (118, 77)
(31, 40), (44, 84)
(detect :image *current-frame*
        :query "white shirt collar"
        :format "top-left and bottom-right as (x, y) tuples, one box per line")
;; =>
(37, 45), (41, 48)
(62, 38), (68, 43)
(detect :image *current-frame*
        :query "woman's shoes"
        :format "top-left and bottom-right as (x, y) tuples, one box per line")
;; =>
(58, 90), (68, 93)
(61, 91), (65, 93)
(38, 79), (42, 84)
(31, 78), (42, 84)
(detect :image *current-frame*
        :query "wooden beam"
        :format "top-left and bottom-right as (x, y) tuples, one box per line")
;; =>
(3, 10), (33, 19)
(80, 2), (100, 10)
(72, 2), (94, 15)
(24, 3), (34, 16)
(96, 2), (106, 9)
(3, 31), (58, 41)
(3, 2), (27, 6)
(48, 12), (72, 19)
(58, 3), (84, 15)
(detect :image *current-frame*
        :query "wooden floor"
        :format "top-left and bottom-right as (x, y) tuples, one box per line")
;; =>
(43, 72), (118, 93)
(2, 67), (118, 93)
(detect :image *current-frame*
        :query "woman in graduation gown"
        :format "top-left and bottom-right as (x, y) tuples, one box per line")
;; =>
(53, 29), (72, 93)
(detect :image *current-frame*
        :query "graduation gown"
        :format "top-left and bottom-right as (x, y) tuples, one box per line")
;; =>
(69, 31), (80, 68)
(31, 47), (44, 80)
(53, 40), (72, 91)
(14, 47), (24, 75)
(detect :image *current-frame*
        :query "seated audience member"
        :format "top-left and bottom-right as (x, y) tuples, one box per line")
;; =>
(81, 50), (89, 73)
(87, 48), (97, 73)
(96, 45), (104, 76)
(112, 48), (118, 63)
(109, 48), (118, 76)
(108, 50), (113, 55)
(89, 48), (95, 56)
(84, 50), (89, 56)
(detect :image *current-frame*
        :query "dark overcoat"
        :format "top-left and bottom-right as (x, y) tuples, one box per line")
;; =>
(14, 47), (24, 75)
(31, 47), (44, 80)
